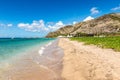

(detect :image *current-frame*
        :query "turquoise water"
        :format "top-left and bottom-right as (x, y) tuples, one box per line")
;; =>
(0, 38), (55, 60)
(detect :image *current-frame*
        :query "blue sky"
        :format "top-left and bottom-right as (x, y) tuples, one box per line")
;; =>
(0, 0), (120, 38)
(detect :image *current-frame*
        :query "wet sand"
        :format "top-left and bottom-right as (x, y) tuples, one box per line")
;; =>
(2, 38), (120, 80)
(1, 39), (64, 80)
(59, 38), (120, 80)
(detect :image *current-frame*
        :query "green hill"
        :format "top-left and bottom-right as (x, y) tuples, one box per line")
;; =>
(46, 13), (120, 38)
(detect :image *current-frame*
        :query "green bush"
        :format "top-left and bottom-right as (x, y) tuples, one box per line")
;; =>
(70, 36), (120, 51)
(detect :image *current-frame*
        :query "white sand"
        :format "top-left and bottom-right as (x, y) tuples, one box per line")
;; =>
(59, 38), (120, 80)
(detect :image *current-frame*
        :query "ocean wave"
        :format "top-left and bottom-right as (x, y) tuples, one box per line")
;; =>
(38, 47), (45, 56)
(38, 41), (54, 56)
(45, 42), (52, 47)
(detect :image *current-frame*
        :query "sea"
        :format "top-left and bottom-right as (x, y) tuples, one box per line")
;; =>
(0, 38), (64, 80)
(0, 38), (55, 62)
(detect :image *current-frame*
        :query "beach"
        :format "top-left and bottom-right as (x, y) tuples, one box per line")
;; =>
(59, 38), (120, 80)
(1, 38), (120, 80)
(0, 39), (64, 80)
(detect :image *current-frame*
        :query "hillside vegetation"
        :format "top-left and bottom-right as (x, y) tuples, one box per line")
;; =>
(70, 37), (120, 51)
(46, 13), (120, 38)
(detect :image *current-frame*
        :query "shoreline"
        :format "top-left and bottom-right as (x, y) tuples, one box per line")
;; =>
(0, 39), (64, 80)
(2, 38), (120, 80)
(59, 38), (120, 80)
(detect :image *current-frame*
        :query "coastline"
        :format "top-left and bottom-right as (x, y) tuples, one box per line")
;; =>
(2, 38), (120, 80)
(59, 38), (120, 80)
(0, 39), (64, 80)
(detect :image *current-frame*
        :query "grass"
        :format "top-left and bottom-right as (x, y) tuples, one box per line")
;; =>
(70, 36), (120, 51)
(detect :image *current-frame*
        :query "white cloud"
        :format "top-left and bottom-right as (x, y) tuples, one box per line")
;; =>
(111, 5), (120, 11)
(83, 16), (94, 21)
(73, 21), (77, 24)
(18, 20), (65, 32)
(0, 24), (5, 27)
(18, 20), (49, 32)
(48, 21), (65, 31)
(7, 24), (13, 27)
(90, 7), (99, 15)
(0, 23), (13, 27)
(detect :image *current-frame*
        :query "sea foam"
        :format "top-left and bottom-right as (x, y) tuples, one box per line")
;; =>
(38, 47), (45, 56)
(38, 41), (53, 56)
(45, 42), (52, 47)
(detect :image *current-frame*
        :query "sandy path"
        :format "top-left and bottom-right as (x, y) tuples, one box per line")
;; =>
(59, 38), (120, 80)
